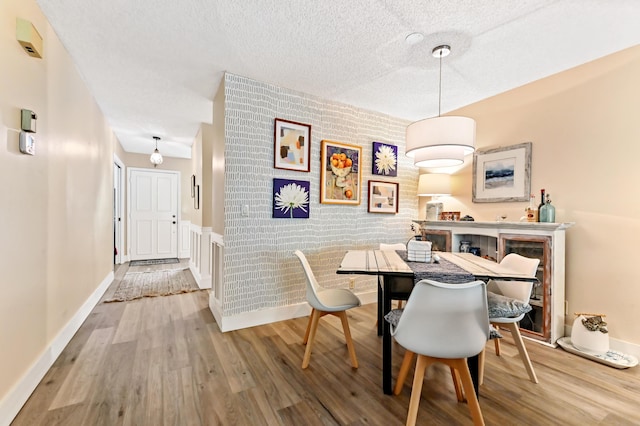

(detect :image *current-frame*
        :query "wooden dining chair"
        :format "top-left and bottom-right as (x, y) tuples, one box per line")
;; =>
(294, 250), (361, 369)
(391, 279), (490, 426)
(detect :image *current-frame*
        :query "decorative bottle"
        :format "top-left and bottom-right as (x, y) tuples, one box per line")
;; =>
(539, 194), (556, 223)
(537, 189), (545, 222)
(526, 194), (537, 222)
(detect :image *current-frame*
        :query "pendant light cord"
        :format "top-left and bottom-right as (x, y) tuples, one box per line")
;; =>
(438, 52), (442, 117)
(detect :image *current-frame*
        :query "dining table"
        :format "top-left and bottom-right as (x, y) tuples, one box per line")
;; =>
(337, 249), (539, 395)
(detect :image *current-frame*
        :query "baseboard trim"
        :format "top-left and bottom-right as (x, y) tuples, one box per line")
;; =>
(213, 289), (378, 332)
(0, 271), (114, 426)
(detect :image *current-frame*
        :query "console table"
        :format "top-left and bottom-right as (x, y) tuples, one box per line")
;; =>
(413, 220), (574, 345)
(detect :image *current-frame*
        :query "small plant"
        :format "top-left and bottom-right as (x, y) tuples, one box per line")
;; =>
(581, 315), (608, 333)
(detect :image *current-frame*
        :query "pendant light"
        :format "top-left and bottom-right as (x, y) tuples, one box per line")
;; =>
(406, 45), (476, 168)
(150, 136), (163, 167)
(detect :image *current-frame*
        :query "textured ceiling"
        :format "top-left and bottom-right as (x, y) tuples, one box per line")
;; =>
(36, 0), (640, 159)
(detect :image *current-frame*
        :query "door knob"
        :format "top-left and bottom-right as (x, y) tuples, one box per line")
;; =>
(172, 221), (176, 224)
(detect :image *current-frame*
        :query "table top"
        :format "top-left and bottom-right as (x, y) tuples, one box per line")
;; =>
(338, 250), (537, 282)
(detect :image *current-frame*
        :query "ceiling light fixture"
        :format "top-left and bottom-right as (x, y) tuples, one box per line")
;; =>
(150, 136), (163, 167)
(406, 44), (476, 168)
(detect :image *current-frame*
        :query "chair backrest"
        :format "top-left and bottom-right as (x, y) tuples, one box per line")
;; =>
(293, 250), (325, 310)
(392, 279), (489, 359)
(489, 253), (540, 302)
(379, 243), (406, 251)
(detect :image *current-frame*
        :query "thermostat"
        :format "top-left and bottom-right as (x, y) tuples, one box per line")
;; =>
(19, 131), (35, 155)
(21, 109), (37, 133)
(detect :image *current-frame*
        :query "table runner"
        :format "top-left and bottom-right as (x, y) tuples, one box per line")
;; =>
(397, 251), (476, 284)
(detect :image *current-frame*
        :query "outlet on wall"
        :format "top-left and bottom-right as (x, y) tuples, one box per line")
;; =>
(349, 277), (355, 289)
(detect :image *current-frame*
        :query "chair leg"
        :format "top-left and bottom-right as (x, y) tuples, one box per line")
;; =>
(506, 323), (539, 383)
(405, 355), (430, 426)
(397, 300), (404, 309)
(303, 308), (315, 345)
(450, 366), (465, 402)
(302, 309), (322, 369)
(449, 358), (485, 426)
(393, 350), (415, 395)
(478, 348), (486, 386)
(338, 311), (358, 368)
(492, 323), (502, 356)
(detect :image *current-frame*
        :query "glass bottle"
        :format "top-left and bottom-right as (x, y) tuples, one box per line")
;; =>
(537, 189), (545, 222)
(539, 194), (556, 223)
(526, 193), (537, 222)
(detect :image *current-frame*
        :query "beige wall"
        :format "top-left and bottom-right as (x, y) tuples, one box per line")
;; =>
(440, 45), (640, 345)
(0, 0), (114, 407)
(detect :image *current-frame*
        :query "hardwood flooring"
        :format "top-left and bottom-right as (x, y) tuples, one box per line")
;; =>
(11, 261), (640, 425)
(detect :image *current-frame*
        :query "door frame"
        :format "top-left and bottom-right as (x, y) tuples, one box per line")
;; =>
(127, 167), (181, 260)
(113, 154), (125, 264)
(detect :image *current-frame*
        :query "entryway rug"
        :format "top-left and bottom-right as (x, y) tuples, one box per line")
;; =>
(129, 258), (180, 266)
(104, 268), (201, 303)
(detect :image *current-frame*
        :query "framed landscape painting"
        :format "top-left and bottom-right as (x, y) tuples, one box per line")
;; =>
(320, 140), (362, 205)
(273, 178), (310, 218)
(372, 141), (398, 176)
(472, 142), (532, 203)
(368, 180), (399, 214)
(274, 118), (311, 172)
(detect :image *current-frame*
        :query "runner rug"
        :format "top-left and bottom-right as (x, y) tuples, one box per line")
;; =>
(104, 268), (201, 303)
(129, 258), (180, 266)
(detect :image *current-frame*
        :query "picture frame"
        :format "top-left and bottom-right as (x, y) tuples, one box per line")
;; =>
(194, 185), (200, 210)
(439, 211), (461, 221)
(367, 180), (399, 214)
(274, 118), (311, 172)
(472, 142), (532, 203)
(372, 141), (398, 176)
(320, 140), (362, 205)
(191, 174), (196, 198)
(272, 178), (310, 219)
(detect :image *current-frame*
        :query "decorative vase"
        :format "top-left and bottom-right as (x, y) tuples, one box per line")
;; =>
(571, 315), (609, 355)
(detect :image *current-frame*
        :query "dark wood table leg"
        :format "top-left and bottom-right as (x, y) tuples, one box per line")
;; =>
(382, 276), (393, 394)
(377, 278), (383, 336)
(467, 354), (480, 397)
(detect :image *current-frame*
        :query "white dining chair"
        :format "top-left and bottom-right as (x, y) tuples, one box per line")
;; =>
(482, 253), (540, 384)
(294, 250), (361, 369)
(392, 279), (489, 426)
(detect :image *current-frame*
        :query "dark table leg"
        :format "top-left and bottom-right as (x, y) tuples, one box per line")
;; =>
(467, 354), (480, 397)
(377, 278), (383, 336)
(382, 276), (393, 394)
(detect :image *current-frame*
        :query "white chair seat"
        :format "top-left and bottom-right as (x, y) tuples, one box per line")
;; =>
(316, 289), (361, 312)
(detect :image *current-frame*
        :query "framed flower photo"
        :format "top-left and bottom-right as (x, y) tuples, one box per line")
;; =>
(320, 140), (362, 205)
(273, 178), (310, 218)
(274, 118), (311, 172)
(372, 141), (398, 176)
(368, 180), (399, 214)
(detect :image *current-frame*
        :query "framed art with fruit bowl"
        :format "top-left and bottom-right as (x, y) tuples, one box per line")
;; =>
(320, 140), (362, 205)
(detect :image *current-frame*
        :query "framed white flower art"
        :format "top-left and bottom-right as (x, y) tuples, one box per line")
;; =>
(372, 141), (397, 177)
(273, 178), (310, 219)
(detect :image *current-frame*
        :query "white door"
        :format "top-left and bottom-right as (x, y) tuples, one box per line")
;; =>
(129, 168), (179, 260)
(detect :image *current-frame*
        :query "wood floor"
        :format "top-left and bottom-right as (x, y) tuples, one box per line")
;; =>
(11, 261), (640, 425)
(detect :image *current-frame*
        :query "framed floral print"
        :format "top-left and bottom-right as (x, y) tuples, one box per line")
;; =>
(372, 141), (398, 176)
(320, 140), (362, 205)
(368, 180), (399, 214)
(274, 118), (311, 172)
(273, 178), (310, 218)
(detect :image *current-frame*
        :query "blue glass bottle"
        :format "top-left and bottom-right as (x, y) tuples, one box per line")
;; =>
(539, 194), (556, 223)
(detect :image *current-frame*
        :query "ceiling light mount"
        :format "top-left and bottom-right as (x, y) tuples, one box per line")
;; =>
(432, 45), (450, 58)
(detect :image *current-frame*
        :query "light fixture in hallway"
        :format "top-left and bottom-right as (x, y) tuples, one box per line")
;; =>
(150, 136), (163, 167)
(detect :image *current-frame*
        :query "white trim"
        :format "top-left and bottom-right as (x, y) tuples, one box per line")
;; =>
(179, 220), (191, 259)
(212, 289), (377, 332)
(113, 154), (125, 264)
(0, 271), (114, 426)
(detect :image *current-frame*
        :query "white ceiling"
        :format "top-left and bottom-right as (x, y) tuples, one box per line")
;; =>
(36, 0), (640, 159)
